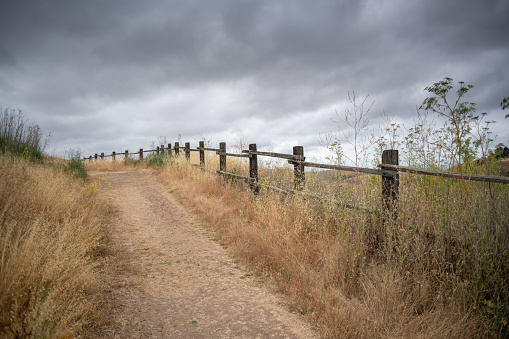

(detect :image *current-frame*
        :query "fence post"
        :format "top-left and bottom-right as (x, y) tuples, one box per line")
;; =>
(156, 146), (160, 155)
(199, 141), (205, 170)
(185, 142), (190, 162)
(95, 154), (98, 161)
(249, 144), (259, 194)
(160, 145), (165, 155)
(175, 142), (180, 156)
(293, 146), (305, 191)
(219, 142), (226, 177)
(125, 150), (128, 160)
(101, 152), (104, 160)
(139, 148), (144, 161)
(168, 143), (172, 157)
(112, 152), (116, 161)
(382, 150), (399, 219)
(89, 156), (92, 162)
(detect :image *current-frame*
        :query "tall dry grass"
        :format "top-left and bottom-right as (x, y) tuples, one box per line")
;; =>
(84, 156), (148, 172)
(0, 154), (108, 338)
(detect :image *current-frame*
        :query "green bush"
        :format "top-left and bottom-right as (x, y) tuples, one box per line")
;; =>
(61, 150), (87, 179)
(123, 156), (143, 166)
(145, 153), (172, 168)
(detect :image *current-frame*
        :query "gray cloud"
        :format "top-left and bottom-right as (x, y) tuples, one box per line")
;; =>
(1, 0), (508, 163)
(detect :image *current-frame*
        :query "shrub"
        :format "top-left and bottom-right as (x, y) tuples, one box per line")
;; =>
(145, 153), (173, 168)
(61, 150), (88, 179)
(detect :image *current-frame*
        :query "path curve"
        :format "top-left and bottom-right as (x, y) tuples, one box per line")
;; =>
(94, 170), (318, 338)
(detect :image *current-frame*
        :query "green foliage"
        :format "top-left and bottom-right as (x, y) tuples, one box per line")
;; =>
(228, 168), (239, 184)
(123, 156), (142, 166)
(145, 153), (172, 168)
(0, 108), (50, 162)
(62, 150), (87, 179)
(419, 77), (481, 171)
(319, 132), (344, 165)
(491, 143), (509, 159)
(501, 96), (509, 118)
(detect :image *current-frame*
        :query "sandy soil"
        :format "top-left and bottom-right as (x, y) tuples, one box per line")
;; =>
(92, 170), (318, 338)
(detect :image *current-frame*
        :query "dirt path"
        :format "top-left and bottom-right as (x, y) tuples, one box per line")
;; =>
(93, 170), (318, 338)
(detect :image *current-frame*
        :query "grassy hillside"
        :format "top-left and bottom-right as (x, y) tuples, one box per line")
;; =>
(0, 143), (112, 339)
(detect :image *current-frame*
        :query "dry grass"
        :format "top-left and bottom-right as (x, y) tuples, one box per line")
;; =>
(84, 157), (147, 172)
(0, 154), (109, 338)
(88, 153), (509, 338)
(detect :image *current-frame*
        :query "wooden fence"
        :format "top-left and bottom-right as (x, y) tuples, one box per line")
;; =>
(85, 141), (509, 215)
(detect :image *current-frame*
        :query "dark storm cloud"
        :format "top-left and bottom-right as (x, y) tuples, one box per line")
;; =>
(0, 0), (508, 161)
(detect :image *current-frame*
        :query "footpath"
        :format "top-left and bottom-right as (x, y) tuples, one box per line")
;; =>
(92, 170), (318, 339)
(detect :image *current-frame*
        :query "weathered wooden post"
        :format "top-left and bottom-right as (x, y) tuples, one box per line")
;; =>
(100, 152), (104, 160)
(139, 148), (144, 161)
(185, 142), (190, 162)
(112, 151), (116, 161)
(175, 142), (180, 156)
(382, 150), (399, 219)
(94, 154), (98, 161)
(249, 144), (259, 194)
(160, 145), (165, 155)
(219, 142), (226, 175)
(199, 141), (205, 170)
(124, 150), (129, 160)
(156, 146), (160, 155)
(293, 146), (305, 191)
(167, 143), (172, 157)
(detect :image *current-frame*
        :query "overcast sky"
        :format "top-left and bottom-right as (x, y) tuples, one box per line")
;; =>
(1, 0), (508, 165)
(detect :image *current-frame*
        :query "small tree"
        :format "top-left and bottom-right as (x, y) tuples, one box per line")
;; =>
(420, 77), (480, 176)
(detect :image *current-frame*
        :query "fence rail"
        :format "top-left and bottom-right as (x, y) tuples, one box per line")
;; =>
(85, 141), (509, 216)
(379, 164), (509, 184)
